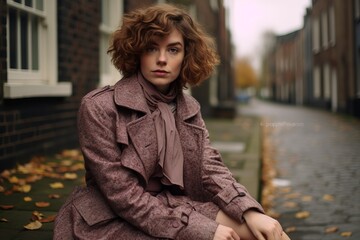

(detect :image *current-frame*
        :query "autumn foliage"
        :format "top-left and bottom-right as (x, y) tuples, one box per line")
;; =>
(234, 58), (258, 89)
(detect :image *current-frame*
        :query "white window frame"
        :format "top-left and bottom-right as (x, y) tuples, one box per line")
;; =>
(99, 0), (123, 87)
(5, 0), (72, 98)
(312, 17), (320, 53)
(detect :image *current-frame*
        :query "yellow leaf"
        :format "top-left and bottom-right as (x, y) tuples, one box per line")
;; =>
(340, 232), (352, 237)
(283, 201), (298, 208)
(24, 196), (32, 202)
(24, 220), (42, 230)
(295, 211), (310, 219)
(32, 211), (44, 221)
(64, 173), (78, 180)
(35, 202), (50, 208)
(324, 226), (338, 233)
(50, 182), (64, 189)
(285, 192), (301, 199)
(8, 176), (19, 184)
(285, 226), (297, 233)
(20, 184), (32, 193)
(60, 160), (73, 166)
(301, 195), (313, 202)
(323, 194), (334, 201)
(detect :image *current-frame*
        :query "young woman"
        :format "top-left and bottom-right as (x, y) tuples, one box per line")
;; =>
(54, 4), (290, 240)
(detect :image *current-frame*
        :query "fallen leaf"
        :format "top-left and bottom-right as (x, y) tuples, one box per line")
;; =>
(0, 186), (5, 192)
(24, 196), (32, 202)
(0, 170), (11, 178)
(340, 232), (352, 237)
(284, 192), (301, 199)
(0, 205), (14, 210)
(323, 194), (334, 201)
(24, 220), (42, 230)
(20, 184), (32, 193)
(50, 182), (64, 189)
(285, 226), (297, 233)
(0, 218), (8, 222)
(295, 211), (310, 219)
(283, 201), (298, 208)
(60, 160), (73, 166)
(32, 211), (44, 221)
(39, 215), (56, 223)
(70, 163), (84, 171)
(8, 176), (19, 184)
(48, 194), (60, 199)
(325, 226), (339, 233)
(301, 195), (313, 202)
(35, 202), (50, 208)
(64, 173), (78, 180)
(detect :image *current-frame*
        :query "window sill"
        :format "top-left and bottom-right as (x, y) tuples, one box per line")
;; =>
(3, 82), (72, 99)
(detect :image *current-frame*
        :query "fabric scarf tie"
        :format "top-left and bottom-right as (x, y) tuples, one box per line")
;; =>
(137, 73), (184, 189)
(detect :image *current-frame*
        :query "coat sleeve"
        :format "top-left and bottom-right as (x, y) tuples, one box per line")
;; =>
(78, 96), (218, 240)
(199, 116), (265, 223)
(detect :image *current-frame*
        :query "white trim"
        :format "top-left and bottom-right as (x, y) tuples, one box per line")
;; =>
(4, 82), (72, 98)
(4, 0), (71, 98)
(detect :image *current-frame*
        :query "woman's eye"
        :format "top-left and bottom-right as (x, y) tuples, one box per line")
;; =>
(169, 47), (179, 54)
(146, 47), (157, 52)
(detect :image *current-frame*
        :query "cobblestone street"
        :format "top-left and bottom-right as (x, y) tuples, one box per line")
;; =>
(239, 99), (360, 240)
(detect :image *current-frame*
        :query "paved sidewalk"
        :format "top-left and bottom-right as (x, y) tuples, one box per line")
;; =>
(239, 99), (360, 240)
(0, 115), (263, 239)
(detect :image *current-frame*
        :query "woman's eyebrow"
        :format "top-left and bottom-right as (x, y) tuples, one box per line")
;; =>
(167, 42), (183, 47)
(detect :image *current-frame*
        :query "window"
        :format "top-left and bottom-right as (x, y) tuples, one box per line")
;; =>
(329, 6), (336, 46)
(312, 17), (320, 53)
(99, 0), (123, 87)
(321, 10), (328, 49)
(313, 66), (321, 98)
(356, 0), (360, 19)
(323, 63), (330, 99)
(5, 0), (71, 98)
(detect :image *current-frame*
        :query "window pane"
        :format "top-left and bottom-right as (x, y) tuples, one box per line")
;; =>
(13, 0), (22, 4)
(20, 12), (29, 69)
(25, 0), (32, 7)
(9, 8), (18, 69)
(31, 16), (39, 70)
(35, 0), (43, 11)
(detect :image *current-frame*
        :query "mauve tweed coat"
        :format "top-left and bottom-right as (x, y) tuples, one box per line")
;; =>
(53, 75), (264, 240)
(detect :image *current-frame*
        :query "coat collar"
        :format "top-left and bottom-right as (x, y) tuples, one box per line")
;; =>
(114, 74), (200, 121)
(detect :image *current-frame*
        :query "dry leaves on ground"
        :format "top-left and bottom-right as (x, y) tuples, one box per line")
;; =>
(340, 232), (352, 237)
(295, 211), (310, 219)
(24, 220), (42, 230)
(325, 226), (339, 233)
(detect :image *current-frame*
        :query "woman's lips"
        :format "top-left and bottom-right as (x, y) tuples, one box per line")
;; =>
(152, 70), (169, 77)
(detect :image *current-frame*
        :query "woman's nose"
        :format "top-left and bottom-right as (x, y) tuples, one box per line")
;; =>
(157, 50), (167, 66)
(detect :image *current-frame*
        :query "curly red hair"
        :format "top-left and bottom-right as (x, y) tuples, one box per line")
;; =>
(108, 4), (219, 87)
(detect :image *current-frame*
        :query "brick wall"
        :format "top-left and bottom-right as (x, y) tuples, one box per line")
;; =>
(0, 0), (100, 170)
(0, 0), (6, 103)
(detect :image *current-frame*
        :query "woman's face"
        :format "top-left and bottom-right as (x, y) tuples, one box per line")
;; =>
(140, 29), (185, 93)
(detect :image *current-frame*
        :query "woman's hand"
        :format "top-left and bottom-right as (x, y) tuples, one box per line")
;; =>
(243, 210), (285, 240)
(213, 224), (240, 240)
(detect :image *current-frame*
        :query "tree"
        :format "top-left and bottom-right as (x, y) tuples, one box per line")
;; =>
(234, 57), (258, 89)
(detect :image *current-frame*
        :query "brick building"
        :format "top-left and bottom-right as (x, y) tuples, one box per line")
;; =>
(261, 0), (360, 117)
(0, 0), (234, 170)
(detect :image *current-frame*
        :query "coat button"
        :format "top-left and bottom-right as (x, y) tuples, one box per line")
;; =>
(172, 222), (180, 228)
(239, 192), (246, 197)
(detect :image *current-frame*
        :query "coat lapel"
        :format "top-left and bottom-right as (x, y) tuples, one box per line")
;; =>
(113, 75), (158, 183)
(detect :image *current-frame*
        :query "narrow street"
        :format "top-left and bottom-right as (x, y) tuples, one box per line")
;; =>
(238, 99), (360, 240)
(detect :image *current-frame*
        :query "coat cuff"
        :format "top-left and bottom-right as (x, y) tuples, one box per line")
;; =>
(176, 210), (218, 240)
(213, 182), (264, 223)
